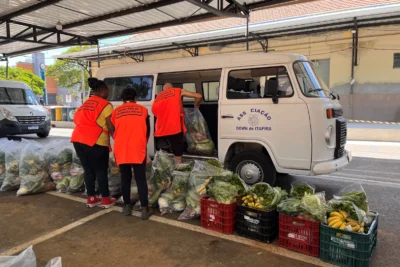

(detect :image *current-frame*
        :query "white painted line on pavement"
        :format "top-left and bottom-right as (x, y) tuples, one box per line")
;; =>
(0, 209), (111, 256)
(301, 175), (400, 188)
(342, 168), (400, 176)
(329, 172), (400, 183)
(48, 192), (334, 267)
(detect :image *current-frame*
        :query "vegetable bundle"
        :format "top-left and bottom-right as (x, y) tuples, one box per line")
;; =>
(300, 192), (328, 223)
(158, 171), (190, 214)
(333, 183), (369, 212)
(184, 108), (216, 155)
(17, 141), (54, 196)
(244, 183), (288, 211)
(67, 150), (85, 193)
(0, 139), (11, 187)
(148, 150), (174, 206)
(108, 152), (121, 196)
(290, 182), (315, 198)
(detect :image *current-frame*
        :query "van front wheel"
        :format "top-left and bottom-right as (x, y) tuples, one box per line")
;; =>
(37, 131), (49, 138)
(230, 151), (276, 186)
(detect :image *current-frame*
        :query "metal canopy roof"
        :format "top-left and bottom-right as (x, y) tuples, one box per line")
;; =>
(0, 0), (306, 57)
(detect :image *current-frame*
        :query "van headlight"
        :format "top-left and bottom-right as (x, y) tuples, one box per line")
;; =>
(45, 111), (51, 121)
(0, 107), (18, 122)
(325, 125), (335, 148)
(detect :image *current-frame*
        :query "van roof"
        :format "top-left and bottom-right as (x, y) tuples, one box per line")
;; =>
(96, 52), (307, 79)
(0, 80), (30, 90)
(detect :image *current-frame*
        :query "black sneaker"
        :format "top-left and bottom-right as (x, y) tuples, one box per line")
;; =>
(141, 206), (152, 220)
(123, 204), (132, 216)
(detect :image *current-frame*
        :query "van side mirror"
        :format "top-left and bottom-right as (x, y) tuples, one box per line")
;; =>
(266, 79), (279, 104)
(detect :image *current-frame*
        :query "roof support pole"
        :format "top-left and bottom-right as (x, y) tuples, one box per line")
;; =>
(350, 17), (358, 120)
(246, 16), (249, 51)
(6, 58), (9, 79)
(97, 43), (101, 68)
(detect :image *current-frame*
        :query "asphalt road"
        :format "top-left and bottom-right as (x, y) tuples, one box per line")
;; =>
(8, 128), (400, 266)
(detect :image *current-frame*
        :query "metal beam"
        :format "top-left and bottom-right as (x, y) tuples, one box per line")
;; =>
(186, 0), (248, 18)
(0, 0), (62, 21)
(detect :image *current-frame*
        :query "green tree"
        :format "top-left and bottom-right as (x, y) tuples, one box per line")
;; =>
(0, 66), (45, 95)
(47, 46), (93, 98)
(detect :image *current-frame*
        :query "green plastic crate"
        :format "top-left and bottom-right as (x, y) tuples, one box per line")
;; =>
(320, 212), (378, 267)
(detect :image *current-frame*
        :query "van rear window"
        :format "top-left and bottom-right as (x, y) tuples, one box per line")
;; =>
(0, 88), (39, 105)
(104, 76), (154, 101)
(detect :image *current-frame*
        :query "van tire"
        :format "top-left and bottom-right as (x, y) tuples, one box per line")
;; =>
(37, 131), (49, 138)
(230, 151), (276, 186)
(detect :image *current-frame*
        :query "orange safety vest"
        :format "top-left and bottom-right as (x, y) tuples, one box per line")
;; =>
(71, 95), (110, 147)
(111, 102), (148, 165)
(152, 88), (186, 137)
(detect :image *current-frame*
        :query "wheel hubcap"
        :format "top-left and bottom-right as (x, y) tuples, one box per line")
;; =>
(237, 161), (262, 185)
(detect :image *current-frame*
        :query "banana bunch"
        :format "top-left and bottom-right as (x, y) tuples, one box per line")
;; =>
(328, 211), (365, 233)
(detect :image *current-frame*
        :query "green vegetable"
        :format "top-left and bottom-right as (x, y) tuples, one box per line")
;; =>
(250, 183), (288, 211)
(340, 191), (368, 212)
(206, 159), (222, 169)
(230, 173), (247, 196)
(68, 173), (85, 193)
(174, 162), (193, 172)
(208, 181), (237, 204)
(277, 198), (304, 216)
(185, 108), (216, 155)
(300, 193), (328, 222)
(329, 200), (366, 223)
(291, 184), (314, 198)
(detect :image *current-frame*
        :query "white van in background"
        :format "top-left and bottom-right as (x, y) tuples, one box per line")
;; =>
(0, 80), (51, 138)
(97, 52), (352, 185)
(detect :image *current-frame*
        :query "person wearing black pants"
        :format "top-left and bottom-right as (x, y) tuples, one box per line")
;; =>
(111, 87), (151, 219)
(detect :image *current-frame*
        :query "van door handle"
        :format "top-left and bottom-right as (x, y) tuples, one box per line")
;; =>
(221, 115), (234, 119)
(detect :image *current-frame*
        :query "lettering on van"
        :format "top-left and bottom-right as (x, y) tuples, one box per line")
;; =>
(236, 109), (272, 131)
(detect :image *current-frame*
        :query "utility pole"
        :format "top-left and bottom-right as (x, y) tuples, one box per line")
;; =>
(80, 45), (85, 103)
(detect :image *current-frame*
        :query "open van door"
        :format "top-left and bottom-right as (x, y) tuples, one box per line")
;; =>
(219, 65), (312, 182)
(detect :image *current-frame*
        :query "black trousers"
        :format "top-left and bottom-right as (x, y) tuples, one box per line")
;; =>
(119, 158), (148, 206)
(73, 142), (110, 197)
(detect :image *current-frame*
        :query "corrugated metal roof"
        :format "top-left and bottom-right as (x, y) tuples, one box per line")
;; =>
(0, 0), (306, 57)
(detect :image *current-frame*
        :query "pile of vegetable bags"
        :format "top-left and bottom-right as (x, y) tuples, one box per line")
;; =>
(184, 108), (216, 155)
(277, 182), (328, 222)
(67, 150), (85, 193)
(108, 152), (121, 197)
(1, 139), (31, 191)
(44, 140), (73, 193)
(0, 138), (11, 187)
(17, 141), (55, 196)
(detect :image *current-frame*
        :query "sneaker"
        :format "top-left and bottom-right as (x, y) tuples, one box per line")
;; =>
(141, 206), (152, 220)
(87, 196), (101, 208)
(101, 197), (116, 209)
(123, 204), (133, 216)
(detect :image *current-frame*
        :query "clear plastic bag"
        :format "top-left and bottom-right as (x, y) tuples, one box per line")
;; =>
(0, 245), (36, 267)
(184, 108), (216, 155)
(1, 139), (30, 191)
(108, 152), (121, 197)
(45, 257), (62, 267)
(333, 183), (369, 212)
(207, 180), (237, 204)
(290, 181), (315, 198)
(67, 150), (85, 193)
(300, 191), (328, 223)
(148, 150), (174, 207)
(158, 170), (190, 214)
(178, 160), (228, 220)
(329, 199), (367, 223)
(0, 139), (12, 187)
(248, 182), (287, 211)
(44, 140), (73, 193)
(17, 141), (55, 196)
(174, 161), (194, 172)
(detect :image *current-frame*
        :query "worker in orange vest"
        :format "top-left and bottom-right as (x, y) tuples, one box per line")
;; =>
(71, 77), (116, 209)
(111, 88), (151, 219)
(152, 83), (202, 163)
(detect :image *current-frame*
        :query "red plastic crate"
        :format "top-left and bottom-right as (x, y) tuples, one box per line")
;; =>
(200, 196), (237, 234)
(279, 213), (321, 257)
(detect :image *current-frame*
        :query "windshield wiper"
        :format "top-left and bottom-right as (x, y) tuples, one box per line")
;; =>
(308, 88), (336, 100)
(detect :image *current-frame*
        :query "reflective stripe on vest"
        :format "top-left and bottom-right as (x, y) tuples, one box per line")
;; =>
(111, 102), (148, 165)
(71, 95), (110, 147)
(152, 88), (183, 137)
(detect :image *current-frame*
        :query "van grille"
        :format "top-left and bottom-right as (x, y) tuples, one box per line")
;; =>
(335, 118), (347, 159)
(16, 116), (45, 125)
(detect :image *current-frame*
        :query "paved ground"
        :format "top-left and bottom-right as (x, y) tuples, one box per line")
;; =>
(2, 128), (400, 266)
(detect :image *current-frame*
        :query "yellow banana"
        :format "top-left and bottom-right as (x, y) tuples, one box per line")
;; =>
(330, 212), (343, 218)
(329, 219), (341, 227)
(347, 221), (359, 227)
(340, 223), (347, 230)
(352, 225), (361, 232)
(358, 227), (365, 233)
(339, 211), (348, 219)
(332, 221), (343, 228)
(328, 217), (341, 224)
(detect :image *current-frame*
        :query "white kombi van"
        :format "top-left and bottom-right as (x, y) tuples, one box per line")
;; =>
(0, 80), (51, 138)
(98, 52), (352, 185)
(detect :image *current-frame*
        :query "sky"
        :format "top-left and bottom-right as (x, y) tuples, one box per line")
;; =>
(0, 36), (131, 67)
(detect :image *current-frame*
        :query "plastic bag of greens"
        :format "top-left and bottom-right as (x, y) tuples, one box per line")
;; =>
(290, 181), (315, 198)
(45, 140), (73, 192)
(108, 152), (121, 197)
(207, 181), (237, 204)
(178, 160), (229, 220)
(300, 192), (328, 223)
(248, 183), (287, 211)
(0, 139), (11, 187)
(230, 173), (248, 198)
(126, 158), (153, 204)
(329, 199), (367, 223)
(174, 161), (194, 172)
(67, 150), (85, 193)
(184, 108), (216, 155)
(158, 170), (190, 214)
(277, 198), (304, 216)
(17, 141), (55, 196)
(1, 139), (30, 191)
(148, 150), (174, 207)
(333, 183), (369, 212)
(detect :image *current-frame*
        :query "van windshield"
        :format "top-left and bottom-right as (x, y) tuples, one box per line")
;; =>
(293, 61), (331, 98)
(0, 87), (39, 105)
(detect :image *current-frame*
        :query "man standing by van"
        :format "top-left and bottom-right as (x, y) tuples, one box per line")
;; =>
(152, 83), (202, 163)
